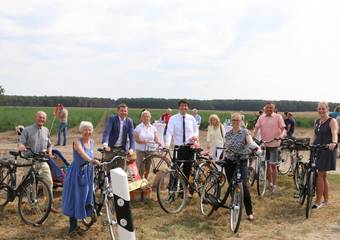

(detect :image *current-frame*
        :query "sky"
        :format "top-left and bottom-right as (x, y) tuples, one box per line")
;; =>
(0, 0), (340, 102)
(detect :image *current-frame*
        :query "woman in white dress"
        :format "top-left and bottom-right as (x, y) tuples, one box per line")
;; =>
(206, 114), (225, 160)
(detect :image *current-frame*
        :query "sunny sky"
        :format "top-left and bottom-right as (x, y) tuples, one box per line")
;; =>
(0, 0), (339, 102)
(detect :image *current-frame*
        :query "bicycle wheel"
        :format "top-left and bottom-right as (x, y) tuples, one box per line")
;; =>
(157, 170), (187, 214)
(200, 174), (220, 216)
(306, 171), (315, 219)
(104, 194), (117, 240)
(0, 167), (11, 207)
(256, 156), (267, 197)
(278, 148), (291, 175)
(229, 182), (243, 233)
(18, 178), (52, 225)
(247, 156), (257, 186)
(0, 185), (10, 207)
(82, 204), (98, 229)
(293, 162), (305, 191)
(299, 168), (308, 205)
(195, 161), (216, 195)
(93, 170), (105, 215)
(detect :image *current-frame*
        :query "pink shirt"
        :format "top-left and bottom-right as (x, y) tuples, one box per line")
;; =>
(255, 113), (285, 147)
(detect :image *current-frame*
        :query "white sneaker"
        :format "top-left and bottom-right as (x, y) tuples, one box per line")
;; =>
(272, 185), (278, 193)
(312, 203), (323, 209)
(247, 214), (254, 221)
(269, 182), (273, 189)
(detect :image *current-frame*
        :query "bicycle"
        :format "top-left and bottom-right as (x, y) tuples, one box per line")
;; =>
(82, 150), (124, 240)
(0, 149), (52, 225)
(277, 138), (309, 191)
(200, 150), (250, 233)
(277, 138), (295, 175)
(253, 138), (281, 196)
(298, 143), (328, 219)
(139, 142), (171, 179)
(156, 145), (214, 214)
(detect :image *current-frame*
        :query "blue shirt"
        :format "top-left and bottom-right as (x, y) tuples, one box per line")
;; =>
(329, 112), (340, 119)
(194, 114), (202, 125)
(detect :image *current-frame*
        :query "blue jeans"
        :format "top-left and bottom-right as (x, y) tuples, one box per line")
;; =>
(57, 122), (68, 145)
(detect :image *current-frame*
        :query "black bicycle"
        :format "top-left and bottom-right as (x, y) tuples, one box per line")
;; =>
(0, 149), (52, 225)
(298, 143), (329, 219)
(200, 150), (250, 233)
(156, 145), (214, 214)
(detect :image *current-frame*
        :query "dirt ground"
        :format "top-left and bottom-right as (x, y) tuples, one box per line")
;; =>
(1, 121), (340, 240)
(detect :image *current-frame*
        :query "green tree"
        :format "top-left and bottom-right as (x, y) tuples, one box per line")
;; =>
(0, 85), (4, 96)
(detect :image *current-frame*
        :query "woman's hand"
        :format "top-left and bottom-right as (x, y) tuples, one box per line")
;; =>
(92, 159), (101, 166)
(329, 143), (337, 151)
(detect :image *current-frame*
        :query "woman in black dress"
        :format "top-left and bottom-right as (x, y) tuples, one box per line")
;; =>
(311, 102), (338, 209)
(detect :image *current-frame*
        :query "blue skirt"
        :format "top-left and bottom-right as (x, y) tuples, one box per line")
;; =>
(62, 163), (94, 219)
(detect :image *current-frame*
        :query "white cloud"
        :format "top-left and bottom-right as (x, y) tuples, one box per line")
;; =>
(0, 0), (340, 102)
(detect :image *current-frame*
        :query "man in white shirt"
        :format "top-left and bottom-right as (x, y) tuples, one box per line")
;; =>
(166, 99), (199, 181)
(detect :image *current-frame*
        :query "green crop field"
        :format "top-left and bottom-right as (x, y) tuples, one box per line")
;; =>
(0, 107), (316, 133)
(0, 107), (108, 134)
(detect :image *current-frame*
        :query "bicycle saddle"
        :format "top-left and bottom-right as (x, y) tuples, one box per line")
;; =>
(0, 159), (15, 167)
(9, 151), (20, 157)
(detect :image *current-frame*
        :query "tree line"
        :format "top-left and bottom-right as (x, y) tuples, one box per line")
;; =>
(0, 94), (339, 112)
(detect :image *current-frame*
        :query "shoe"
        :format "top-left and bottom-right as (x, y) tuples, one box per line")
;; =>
(247, 214), (254, 221)
(312, 203), (323, 209)
(68, 227), (78, 237)
(51, 207), (61, 213)
(322, 201), (330, 206)
(272, 185), (278, 193)
(269, 182), (273, 189)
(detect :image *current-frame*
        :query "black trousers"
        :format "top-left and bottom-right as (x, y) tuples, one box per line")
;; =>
(173, 145), (195, 179)
(224, 160), (253, 215)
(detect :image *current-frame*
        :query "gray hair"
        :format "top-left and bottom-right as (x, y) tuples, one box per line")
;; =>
(36, 111), (47, 118)
(79, 121), (93, 132)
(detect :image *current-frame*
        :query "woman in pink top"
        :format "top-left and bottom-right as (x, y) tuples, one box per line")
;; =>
(254, 102), (285, 193)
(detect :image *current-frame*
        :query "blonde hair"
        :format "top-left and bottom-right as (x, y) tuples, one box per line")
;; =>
(209, 114), (221, 127)
(231, 112), (242, 120)
(318, 101), (329, 110)
(79, 121), (93, 132)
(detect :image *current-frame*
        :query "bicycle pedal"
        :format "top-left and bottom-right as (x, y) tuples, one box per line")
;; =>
(233, 205), (240, 211)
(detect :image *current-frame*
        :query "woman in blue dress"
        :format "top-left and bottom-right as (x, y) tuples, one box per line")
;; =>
(62, 121), (100, 235)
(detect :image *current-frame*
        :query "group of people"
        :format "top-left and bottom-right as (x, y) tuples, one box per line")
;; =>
(16, 100), (339, 236)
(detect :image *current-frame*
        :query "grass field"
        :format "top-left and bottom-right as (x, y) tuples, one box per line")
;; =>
(0, 107), (108, 134)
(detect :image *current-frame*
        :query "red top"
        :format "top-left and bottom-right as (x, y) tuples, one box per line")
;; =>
(161, 113), (171, 125)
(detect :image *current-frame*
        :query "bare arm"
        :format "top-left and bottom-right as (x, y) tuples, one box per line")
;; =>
(329, 119), (338, 150)
(133, 130), (145, 144)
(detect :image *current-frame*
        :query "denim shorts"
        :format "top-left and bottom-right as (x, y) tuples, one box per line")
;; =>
(265, 147), (279, 165)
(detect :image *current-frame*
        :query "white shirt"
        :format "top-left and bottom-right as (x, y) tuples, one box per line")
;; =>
(166, 113), (199, 146)
(114, 117), (125, 147)
(134, 123), (158, 151)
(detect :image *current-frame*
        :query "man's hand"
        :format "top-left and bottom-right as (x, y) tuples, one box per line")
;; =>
(103, 145), (111, 152)
(191, 136), (198, 142)
(128, 149), (134, 155)
(18, 145), (27, 152)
